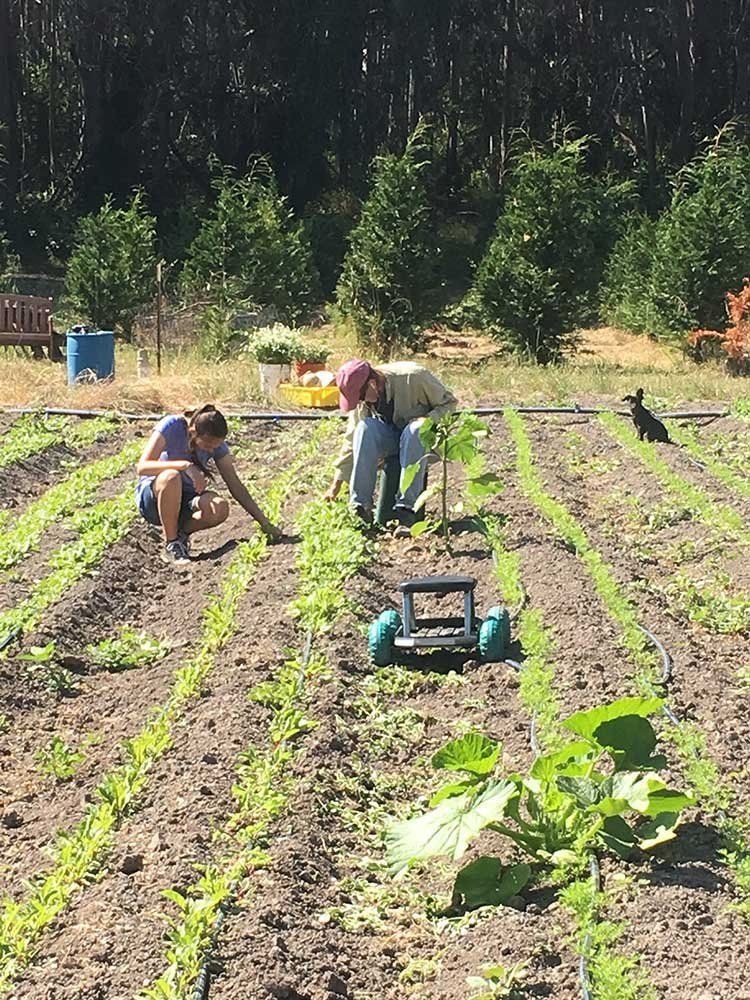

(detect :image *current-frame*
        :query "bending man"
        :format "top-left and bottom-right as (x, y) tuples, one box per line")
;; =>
(325, 359), (457, 530)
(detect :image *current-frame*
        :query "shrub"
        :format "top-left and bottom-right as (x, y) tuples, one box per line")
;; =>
(247, 325), (302, 365)
(65, 192), (157, 339)
(336, 123), (435, 355)
(603, 134), (750, 340)
(181, 163), (319, 326)
(600, 214), (660, 334)
(470, 137), (633, 363)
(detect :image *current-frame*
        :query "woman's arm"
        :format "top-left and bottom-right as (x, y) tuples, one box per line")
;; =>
(216, 454), (281, 537)
(136, 431), (192, 477)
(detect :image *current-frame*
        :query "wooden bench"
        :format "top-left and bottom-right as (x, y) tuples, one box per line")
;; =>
(0, 295), (65, 360)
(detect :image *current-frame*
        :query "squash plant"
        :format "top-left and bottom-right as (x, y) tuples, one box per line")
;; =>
(386, 697), (693, 899)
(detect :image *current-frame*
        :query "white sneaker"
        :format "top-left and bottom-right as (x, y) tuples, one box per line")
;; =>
(160, 539), (191, 567)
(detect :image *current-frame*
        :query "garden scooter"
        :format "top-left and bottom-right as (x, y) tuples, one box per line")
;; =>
(368, 575), (511, 667)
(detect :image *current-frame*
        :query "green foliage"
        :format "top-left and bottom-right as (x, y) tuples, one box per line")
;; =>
(0, 414), (68, 469)
(304, 188), (360, 297)
(560, 877), (658, 1000)
(65, 192), (157, 339)
(403, 412), (502, 542)
(336, 124), (435, 355)
(0, 440), (139, 571)
(294, 340), (331, 364)
(471, 138), (633, 363)
(603, 135), (750, 339)
(247, 324), (302, 364)
(19, 642), (78, 695)
(35, 737), (85, 782)
(181, 163), (318, 327)
(505, 408), (658, 686)
(600, 412), (750, 543)
(0, 490), (137, 652)
(466, 961), (529, 999)
(87, 628), (170, 672)
(387, 699), (692, 878)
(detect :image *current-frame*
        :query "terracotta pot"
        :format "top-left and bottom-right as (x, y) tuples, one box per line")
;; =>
(293, 360), (327, 378)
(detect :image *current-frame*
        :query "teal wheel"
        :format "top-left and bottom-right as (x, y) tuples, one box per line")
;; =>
(368, 611), (402, 667)
(479, 615), (506, 663)
(484, 606), (511, 650)
(378, 609), (402, 630)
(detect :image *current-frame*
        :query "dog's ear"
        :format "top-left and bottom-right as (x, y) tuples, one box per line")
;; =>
(636, 388), (644, 400)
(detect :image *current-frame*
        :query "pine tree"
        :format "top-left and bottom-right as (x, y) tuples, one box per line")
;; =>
(65, 192), (157, 339)
(180, 163), (319, 325)
(336, 124), (435, 355)
(471, 138), (632, 363)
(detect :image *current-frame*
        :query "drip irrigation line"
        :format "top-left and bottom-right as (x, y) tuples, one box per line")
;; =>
(638, 624), (673, 684)
(580, 854), (602, 1000)
(0, 626), (21, 653)
(1, 405), (731, 423)
(194, 627), (316, 999)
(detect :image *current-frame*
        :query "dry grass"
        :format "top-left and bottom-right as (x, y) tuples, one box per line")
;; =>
(0, 325), (744, 415)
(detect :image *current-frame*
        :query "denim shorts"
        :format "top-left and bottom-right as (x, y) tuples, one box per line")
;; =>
(136, 476), (196, 527)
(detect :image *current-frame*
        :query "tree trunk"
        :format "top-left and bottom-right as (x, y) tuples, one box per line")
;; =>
(0, 0), (20, 226)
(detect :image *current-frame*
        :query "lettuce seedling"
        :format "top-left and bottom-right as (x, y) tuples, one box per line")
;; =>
(387, 697), (694, 884)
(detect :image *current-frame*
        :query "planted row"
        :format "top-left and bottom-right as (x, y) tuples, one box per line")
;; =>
(0, 439), (141, 570)
(0, 425), (335, 993)
(0, 414), (115, 470)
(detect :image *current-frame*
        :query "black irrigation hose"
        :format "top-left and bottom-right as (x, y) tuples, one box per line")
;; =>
(580, 854), (602, 1000)
(192, 627), (316, 1000)
(0, 626), (21, 653)
(638, 623), (673, 684)
(1, 405), (731, 423)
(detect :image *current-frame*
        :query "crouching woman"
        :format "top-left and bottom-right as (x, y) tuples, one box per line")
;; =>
(135, 404), (281, 566)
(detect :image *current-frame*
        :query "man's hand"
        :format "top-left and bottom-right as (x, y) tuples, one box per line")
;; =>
(260, 519), (283, 541)
(324, 479), (343, 502)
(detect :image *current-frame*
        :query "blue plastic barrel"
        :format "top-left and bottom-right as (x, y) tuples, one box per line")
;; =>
(66, 329), (115, 384)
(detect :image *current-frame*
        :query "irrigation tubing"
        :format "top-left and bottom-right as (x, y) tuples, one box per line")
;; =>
(580, 854), (602, 1000)
(192, 627), (316, 1000)
(1, 405), (731, 423)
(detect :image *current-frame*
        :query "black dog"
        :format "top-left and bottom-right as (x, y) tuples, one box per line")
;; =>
(622, 388), (671, 442)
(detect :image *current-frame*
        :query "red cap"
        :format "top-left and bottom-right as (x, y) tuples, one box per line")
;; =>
(335, 359), (371, 412)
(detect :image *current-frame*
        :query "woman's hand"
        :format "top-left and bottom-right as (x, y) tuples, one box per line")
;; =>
(185, 463), (208, 494)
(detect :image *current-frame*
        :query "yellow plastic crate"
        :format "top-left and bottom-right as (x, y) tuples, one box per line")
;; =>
(278, 382), (340, 409)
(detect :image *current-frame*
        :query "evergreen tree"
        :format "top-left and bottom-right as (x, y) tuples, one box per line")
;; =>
(65, 192), (156, 339)
(471, 138), (632, 363)
(336, 124), (435, 355)
(180, 163), (319, 325)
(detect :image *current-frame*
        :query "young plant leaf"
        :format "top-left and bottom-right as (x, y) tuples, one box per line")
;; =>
(432, 732), (501, 775)
(636, 811), (682, 850)
(452, 856), (531, 909)
(386, 779), (517, 874)
(563, 696), (663, 742)
(593, 714), (667, 772)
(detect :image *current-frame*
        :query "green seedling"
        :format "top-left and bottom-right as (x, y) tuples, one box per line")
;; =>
(87, 628), (171, 672)
(0, 714), (9, 735)
(18, 642), (78, 695)
(35, 738), (85, 782)
(387, 698), (694, 881)
(402, 412), (502, 542)
(467, 961), (529, 999)
(0, 441), (140, 571)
